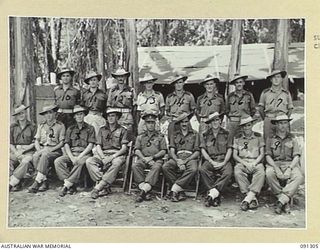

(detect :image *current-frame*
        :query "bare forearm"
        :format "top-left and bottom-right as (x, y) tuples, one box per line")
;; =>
(290, 155), (300, 169)
(49, 141), (64, 152)
(153, 150), (166, 160)
(201, 148), (212, 162)
(222, 148), (232, 164)
(65, 144), (75, 159)
(266, 155), (277, 168)
(78, 143), (93, 158)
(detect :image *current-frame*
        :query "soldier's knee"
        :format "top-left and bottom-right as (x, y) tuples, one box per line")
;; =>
(86, 157), (95, 167)
(255, 164), (265, 174)
(234, 164), (244, 175)
(20, 156), (32, 165)
(112, 157), (124, 167)
(223, 163), (233, 175)
(265, 167), (275, 179)
(162, 162), (171, 171)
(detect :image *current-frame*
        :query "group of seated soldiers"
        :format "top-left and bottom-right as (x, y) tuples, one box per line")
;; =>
(9, 67), (304, 215)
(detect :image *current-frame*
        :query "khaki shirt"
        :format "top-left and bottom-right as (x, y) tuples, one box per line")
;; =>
(65, 122), (96, 151)
(82, 88), (107, 112)
(165, 91), (196, 118)
(258, 87), (293, 116)
(135, 131), (167, 156)
(233, 132), (265, 159)
(200, 127), (232, 159)
(197, 92), (225, 118)
(107, 85), (136, 109)
(54, 85), (80, 109)
(137, 90), (165, 114)
(226, 90), (256, 118)
(97, 123), (129, 151)
(266, 132), (300, 161)
(169, 127), (199, 152)
(35, 120), (65, 146)
(10, 121), (36, 145)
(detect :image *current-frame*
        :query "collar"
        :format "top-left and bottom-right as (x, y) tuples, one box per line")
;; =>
(274, 131), (293, 140)
(145, 130), (159, 138)
(114, 84), (131, 91)
(75, 122), (89, 130)
(173, 90), (186, 97)
(208, 127), (227, 136)
(104, 122), (122, 132)
(270, 86), (287, 93)
(176, 126), (194, 136)
(12, 120), (31, 128)
(242, 131), (255, 139)
(141, 90), (155, 97)
(58, 84), (73, 91)
(203, 91), (218, 99)
(45, 119), (58, 127)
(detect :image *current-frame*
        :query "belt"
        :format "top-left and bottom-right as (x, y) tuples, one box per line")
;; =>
(229, 116), (241, 122)
(111, 108), (131, 113)
(58, 108), (73, 114)
(177, 150), (193, 155)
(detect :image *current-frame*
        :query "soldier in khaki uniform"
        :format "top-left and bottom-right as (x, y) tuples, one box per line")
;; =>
(107, 68), (136, 137)
(28, 105), (66, 193)
(54, 106), (96, 197)
(136, 73), (165, 135)
(165, 74), (197, 137)
(233, 116), (265, 211)
(162, 112), (200, 202)
(199, 112), (233, 207)
(258, 70), (293, 140)
(196, 75), (225, 133)
(132, 111), (167, 202)
(86, 108), (129, 199)
(226, 74), (256, 140)
(9, 105), (36, 191)
(54, 68), (81, 128)
(265, 114), (304, 214)
(82, 71), (107, 136)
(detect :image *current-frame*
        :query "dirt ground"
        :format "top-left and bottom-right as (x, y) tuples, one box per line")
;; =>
(8, 184), (305, 228)
(8, 105), (305, 228)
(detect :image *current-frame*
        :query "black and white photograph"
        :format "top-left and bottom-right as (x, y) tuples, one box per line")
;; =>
(8, 17), (305, 228)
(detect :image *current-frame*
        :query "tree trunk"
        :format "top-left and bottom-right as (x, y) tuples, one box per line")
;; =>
(273, 19), (290, 90)
(50, 18), (57, 65)
(124, 19), (140, 94)
(226, 20), (243, 99)
(13, 17), (36, 122)
(97, 19), (106, 91)
(159, 20), (167, 46)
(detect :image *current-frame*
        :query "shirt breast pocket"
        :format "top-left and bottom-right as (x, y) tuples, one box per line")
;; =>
(284, 141), (293, 156)
(217, 140), (227, 152)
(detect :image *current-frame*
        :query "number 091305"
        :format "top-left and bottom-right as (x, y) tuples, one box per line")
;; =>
(300, 244), (319, 248)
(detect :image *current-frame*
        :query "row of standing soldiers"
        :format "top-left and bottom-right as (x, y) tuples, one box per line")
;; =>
(9, 67), (303, 215)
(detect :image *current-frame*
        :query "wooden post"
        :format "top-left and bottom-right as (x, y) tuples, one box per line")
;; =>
(273, 19), (290, 90)
(97, 19), (106, 92)
(124, 19), (140, 94)
(13, 17), (36, 122)
(226, 20), (243, 99)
